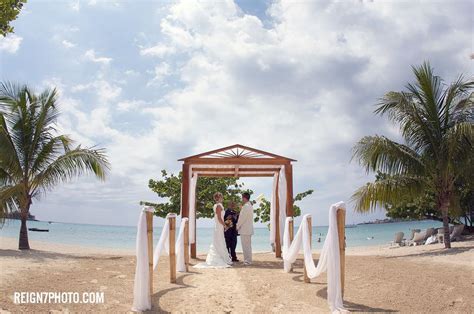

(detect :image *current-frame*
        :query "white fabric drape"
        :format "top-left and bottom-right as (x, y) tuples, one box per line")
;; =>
(188, 174), (198, 244)
(282, 202), (347, 313)
(176, 218), (188, 272)
(152, 214), (187, 272)
(269, 173), (278, 245)
(153, 217), (170, 269)
(132, 207), (154, 312)
(278, 166), (287, 246)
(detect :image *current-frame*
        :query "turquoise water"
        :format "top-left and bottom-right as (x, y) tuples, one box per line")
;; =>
(0, 219), (443, 252)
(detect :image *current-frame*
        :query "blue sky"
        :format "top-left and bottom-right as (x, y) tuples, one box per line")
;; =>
(0, 0), (472, 227)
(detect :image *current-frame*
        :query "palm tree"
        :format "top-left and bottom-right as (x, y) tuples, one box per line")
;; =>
(351, 62), (473, 249)
(0, 82), (110, 250)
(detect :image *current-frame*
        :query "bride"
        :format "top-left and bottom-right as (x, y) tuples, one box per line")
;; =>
(194, 192), (232, 268)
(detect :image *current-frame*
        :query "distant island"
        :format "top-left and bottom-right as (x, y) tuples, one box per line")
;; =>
(358, 218), (425, 225)
(4, 211), (38, 221)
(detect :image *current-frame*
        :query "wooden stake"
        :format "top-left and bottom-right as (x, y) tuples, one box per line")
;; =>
(169, 215), (176, 283)
(336, 208), (346, 297)
(303, 216), (312, 283)
(145, 211), (154, 298)
(184, 219), (189, 272)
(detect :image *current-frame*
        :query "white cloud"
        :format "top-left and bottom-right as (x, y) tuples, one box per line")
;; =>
(84, 49), (112, 65)
(0, 34), (23, 53)
(146, 63), (171, 86)
(117, 99), (147, 112)
(140, 43), (176, 57)
(61, 40), (76, 48)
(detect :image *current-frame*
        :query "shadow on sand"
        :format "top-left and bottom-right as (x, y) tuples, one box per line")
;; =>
(147, 273), (196, 313)
(0, 248), (123, 262)
(316, 287), (397, 312)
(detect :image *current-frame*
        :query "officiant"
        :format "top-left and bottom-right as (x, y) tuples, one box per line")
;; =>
(224, 201), (239, 262)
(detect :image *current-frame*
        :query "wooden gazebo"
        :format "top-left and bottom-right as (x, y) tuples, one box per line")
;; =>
(179, 144), (296, 258)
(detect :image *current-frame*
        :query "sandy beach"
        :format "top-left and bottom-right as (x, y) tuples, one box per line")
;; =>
(1, 236), (472, 313)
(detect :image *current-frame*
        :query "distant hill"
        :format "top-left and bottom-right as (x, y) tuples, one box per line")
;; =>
(4, 211), (37, 221)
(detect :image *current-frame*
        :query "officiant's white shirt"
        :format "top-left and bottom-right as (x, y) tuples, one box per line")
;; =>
(237, 202), (254, 235)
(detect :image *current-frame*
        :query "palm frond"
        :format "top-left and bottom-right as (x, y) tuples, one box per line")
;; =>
(352, 135), (425, 176)
(31, 147), (110, 196)
(351, 175), (425, 213)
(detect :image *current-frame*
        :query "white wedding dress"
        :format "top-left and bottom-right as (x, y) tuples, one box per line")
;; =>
(194, 203), (232, 268)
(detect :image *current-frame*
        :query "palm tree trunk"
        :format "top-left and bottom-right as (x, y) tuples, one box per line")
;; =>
(18, 208), (30, 250)
(440, 200), (451, 249)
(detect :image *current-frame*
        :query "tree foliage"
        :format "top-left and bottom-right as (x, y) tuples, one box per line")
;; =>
(0, 0), (26, 36)
(351, 62), (474, 248)
(143, 170), (314, 223)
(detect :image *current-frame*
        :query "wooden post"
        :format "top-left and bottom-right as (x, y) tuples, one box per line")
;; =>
(181, 164), (196, 258)
(145, 211), (154, 297)
(184, 219), (189, 272)
(288, 218), (294, 271)
(336, 208), (346, 296)
(275, 174), (282, 258)
(169, 215), (176, 283)
(285, 164), (294, 217)
(303, 216), (312, 283)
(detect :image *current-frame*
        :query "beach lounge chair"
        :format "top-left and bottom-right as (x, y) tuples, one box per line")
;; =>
(390, 232), (404, 246)
(450, 224), (465, 242)
(436, 228), (445, 243)
(408, 231), (426, 246)
(425, 228), (435, 238)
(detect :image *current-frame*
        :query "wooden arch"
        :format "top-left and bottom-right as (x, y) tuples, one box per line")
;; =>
(179, 144), (296, 258)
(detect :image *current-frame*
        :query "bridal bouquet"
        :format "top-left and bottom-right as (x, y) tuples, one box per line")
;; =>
(224, 218), (233, 229)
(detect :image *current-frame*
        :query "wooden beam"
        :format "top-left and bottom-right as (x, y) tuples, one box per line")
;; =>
(145, 211), (153, 298)
(304, 215), (312, 283)
(169, 215), (176, 283)
(184, 158), (288, 165)
(198, 173), (275, 177)
(181, 164), (190, 218)
(336, 208), (346, 296)
(285, 164), (294, 217)
(192, 167), (281, 172)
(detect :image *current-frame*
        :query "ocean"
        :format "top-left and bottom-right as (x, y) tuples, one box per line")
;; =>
(0, 219), (443, 252)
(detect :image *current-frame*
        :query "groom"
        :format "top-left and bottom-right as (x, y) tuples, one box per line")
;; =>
(237, 192), (254, 265)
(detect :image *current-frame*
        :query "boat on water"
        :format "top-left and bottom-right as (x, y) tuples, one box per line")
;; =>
(345, 224), (357, 228)
(28, 228), (49, 232)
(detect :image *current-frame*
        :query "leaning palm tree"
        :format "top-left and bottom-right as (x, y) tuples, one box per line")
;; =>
(0, 82), (110, 250)
(352, 62), (473, 249)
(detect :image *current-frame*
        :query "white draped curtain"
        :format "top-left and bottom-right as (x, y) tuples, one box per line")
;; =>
(132, 207), (153, 312)
(133, 212), (188, 311)
(277, 166), (287, 246)
(188, 174), (198, 243)
(282, 202), (347, 313)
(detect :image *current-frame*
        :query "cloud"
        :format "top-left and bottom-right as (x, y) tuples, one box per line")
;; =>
(146, 63), (171, 86)
(140, 43), (176, 57)
(84, 49), (112, 65)
(0, 34), (23, 53)
(117, 99), (148, 112)
(61, 40), (76, 48)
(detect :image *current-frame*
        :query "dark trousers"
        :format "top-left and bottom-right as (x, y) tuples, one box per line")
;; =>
(225, 233), (238, 261)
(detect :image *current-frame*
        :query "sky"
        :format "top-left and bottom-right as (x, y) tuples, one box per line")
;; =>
(0, 0), (472, 228)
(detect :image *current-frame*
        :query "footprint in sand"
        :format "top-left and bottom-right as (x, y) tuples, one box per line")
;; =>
(90, 279), (98, 284)
(115, 274), (126, 279)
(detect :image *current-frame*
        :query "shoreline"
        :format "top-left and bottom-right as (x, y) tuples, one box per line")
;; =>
(0, 235), (390, 256)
